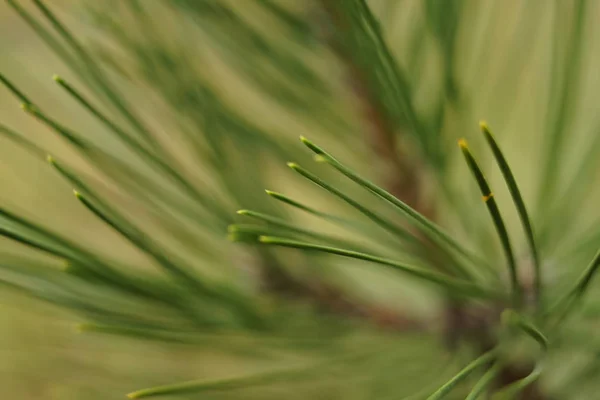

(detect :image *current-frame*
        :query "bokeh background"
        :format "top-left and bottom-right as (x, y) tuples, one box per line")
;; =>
(2, 0), (600, 398)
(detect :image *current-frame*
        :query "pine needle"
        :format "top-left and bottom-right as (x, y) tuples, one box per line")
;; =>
(458, 138), (519, 303)
(258, 236), (497, 299)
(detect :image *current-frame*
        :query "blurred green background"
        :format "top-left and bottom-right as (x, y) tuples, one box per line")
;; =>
(2, 0), (600, 399)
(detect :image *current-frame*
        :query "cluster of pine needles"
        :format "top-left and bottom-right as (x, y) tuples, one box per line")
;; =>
(1, 0), (600, 399)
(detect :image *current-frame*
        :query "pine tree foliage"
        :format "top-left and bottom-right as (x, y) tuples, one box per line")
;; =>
(1, 0), (600, 399)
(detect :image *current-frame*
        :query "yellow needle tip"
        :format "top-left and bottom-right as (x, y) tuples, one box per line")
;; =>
(458, 138), (469, 149)
(479, 120), (489, 132)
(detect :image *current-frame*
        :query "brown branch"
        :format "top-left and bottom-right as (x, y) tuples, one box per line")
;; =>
(346, 61), (431, 217)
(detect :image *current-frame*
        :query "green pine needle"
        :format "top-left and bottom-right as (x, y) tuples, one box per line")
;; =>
(235, 210), (374, 253)
(52, 74), (152, 153)
(548, 247), (600, 323)
(265, 190), (322, 216)
(426, 350), (496, 400)
(458, 138), (519, 303)
(21, 103), (89, 149)
(127, 365), (315, 399)
(0, 73), (33, 104)
(71, 189), (263, 328)
(299, 136), (494, 279)
(481, 122), (541, 308)
(286, 162), (416, 243)
(465, 363), (501, 400)
(491, 363), (544, 400)
(257, 236), (497, 299)
(0, 123), (48, 158)
(264, 189), (412, 255)
(501, 309), (548, 350)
